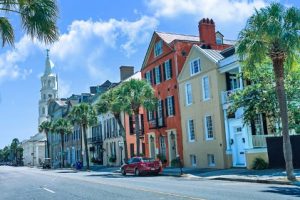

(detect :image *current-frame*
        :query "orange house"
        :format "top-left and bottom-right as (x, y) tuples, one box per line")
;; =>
(141, 19), (231, 166)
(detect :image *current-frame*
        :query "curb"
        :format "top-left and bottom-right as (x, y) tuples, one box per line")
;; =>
(212, 177), (293, 185)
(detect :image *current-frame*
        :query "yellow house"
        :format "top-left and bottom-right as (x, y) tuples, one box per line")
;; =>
(178, 45), (270, 169)
(178, 45), (229, 169)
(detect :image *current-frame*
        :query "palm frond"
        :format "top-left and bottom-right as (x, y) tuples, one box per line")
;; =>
(0, 17), (14, 46)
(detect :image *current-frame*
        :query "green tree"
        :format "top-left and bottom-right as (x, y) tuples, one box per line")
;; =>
(39, 121), (52, 158)
(69, 103), (97, 170)
(95, 87), (129, 162)
(237, 3), (300, 181)
(52, 118), (72, 168)
(119, 79), (157, 156)
(10, 138), (19, 164)
(0, 0), (59, 46)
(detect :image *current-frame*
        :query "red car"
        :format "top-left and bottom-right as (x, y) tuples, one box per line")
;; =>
(121, 157), (162, 176)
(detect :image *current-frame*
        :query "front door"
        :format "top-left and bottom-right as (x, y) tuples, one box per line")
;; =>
(233, 127), (246, 166)
(168, 131), (177, 164)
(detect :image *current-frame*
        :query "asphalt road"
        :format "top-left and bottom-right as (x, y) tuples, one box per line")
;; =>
(0, 166), (299, 200)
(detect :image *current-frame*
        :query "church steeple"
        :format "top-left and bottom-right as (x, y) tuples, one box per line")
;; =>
(44, 49), (52, 75)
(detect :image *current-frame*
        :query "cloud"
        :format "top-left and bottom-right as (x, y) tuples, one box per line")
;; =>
(0, 36), (36, 83)
(145, 0), (266, 22)
(57, 78), (71, 98)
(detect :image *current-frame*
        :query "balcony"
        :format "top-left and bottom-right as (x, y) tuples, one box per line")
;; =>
(221, 88), (241, 105)
(87, 136), (103, 144)
(252, 134), (274, 148)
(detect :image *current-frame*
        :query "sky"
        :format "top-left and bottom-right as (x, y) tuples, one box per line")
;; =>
(0, 0), (299, 148)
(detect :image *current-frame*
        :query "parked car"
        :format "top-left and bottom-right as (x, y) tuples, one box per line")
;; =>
(121, 157), (162, 176)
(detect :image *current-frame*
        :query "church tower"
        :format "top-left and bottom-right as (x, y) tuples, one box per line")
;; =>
(38, 50), (58, 125)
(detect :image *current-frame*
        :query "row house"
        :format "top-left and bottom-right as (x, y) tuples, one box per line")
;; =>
(178, 44), (272, 169)
(141, 18), (231, 166)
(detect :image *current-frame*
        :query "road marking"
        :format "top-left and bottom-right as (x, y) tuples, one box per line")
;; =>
(42, 187), (55, 193)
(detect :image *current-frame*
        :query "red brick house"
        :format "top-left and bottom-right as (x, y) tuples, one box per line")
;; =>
(141, 19), (231, 166)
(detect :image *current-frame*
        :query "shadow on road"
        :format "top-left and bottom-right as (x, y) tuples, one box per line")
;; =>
(262, 186), (300, 198)
(85, 173), (160, 179)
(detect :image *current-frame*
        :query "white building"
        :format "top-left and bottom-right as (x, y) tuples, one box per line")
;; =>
(21, 133), (46, 166)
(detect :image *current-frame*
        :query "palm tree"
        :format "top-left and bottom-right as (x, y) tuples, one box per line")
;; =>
(95, 87), (129, 162)
(52, 118), (72, 168)
(39, 121), (52, 159)
(10, 138), (19, 164)
(68, 103), (97, 170)
(0, 0), (59, 46)
(120, 79), (157, 156)
(237, 3), (300, 181)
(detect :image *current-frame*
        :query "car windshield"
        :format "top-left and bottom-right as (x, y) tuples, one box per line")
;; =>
(141, 158), (155, 162)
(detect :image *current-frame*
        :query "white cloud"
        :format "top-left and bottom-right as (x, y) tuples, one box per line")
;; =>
(0, 36), (36, 83)
(57, 78), (71, 98)
(145, 0), (266, 22)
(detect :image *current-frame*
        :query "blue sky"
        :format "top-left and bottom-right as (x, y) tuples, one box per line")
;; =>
(0, 0), (299, 148)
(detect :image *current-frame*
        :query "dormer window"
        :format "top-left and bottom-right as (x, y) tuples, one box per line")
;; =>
(154, 40), (163, 57)
(216, 31), (224, 45)
(190, 58), (201, 76)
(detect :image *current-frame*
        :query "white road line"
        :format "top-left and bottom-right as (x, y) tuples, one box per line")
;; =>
(42, 187), (55, 194)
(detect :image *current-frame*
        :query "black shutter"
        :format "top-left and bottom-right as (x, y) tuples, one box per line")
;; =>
(152, 68), (156, 85)
(172, 96), (175, 116)
(169, 59), (173, 79)
(161, 99), (164, 118)
(225, 72), (231, 91)
(159, 65), (162, 83)
(144, 73), (147, 80)
(250, 119), (256, 135)
(140, 114), (144, 135)
(262, 113), (268, 135)
(162, 63), (166, 81)
(165, 98), (169, 117)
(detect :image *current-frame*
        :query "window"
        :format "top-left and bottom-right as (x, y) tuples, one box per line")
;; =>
(205, 116), (214, 140)
(208, 154), (215, 166)
(190, 58), (200, 75)
(190, 155), (197, 167)
(187, 119), (195, 142)
(42, 107), (45, 115)
(229, 74), (240, 90)
(166, 96), (175, 116)
(254, 114), (263, 135)
(216, 37), (223, 45)
(147, 110), (154, 121)
(164, 59), (172, 80)
(154, 66), (161, 84)
(43, 94), (46, 100)
(130, 143), (134, 158)
(185, 83), (192, 105)
(154, 40), (163, 57)
(145, 71), (152, 84)
(202, 76), (210, 100)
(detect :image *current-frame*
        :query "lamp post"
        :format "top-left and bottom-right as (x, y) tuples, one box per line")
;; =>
(118, 141), (124, 165)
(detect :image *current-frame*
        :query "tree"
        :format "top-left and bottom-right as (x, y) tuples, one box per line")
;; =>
(95, 87), (129, 162)
(39, 121), (52, 158)
(68, 103), (97, 170)
(229, 63), (300, 134)
(237, 2), (300, 181)
(10, 138), (19, 164)
(0, 0), (59, 47)
(119, 79), (157, 156)
(52, 118), (72, 168)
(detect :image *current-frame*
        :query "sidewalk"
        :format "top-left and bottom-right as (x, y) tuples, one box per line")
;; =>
(162, 167), (300, 185)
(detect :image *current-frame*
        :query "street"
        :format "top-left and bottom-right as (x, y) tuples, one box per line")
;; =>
(0, 166), (299, 200)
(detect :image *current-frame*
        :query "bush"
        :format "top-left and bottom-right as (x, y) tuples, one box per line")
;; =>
(252, 157), (268, 170)
(109, 156), (116, 163)
(171, 158), (180, 167)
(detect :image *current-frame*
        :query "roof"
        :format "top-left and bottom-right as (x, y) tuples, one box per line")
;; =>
(156, 31), (199, 44)
(195, 46), (224, 62)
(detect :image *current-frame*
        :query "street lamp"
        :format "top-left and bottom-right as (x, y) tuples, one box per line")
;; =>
(118, 141), (124, 165)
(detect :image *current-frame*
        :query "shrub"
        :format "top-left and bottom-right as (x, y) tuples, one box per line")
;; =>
(252, 157), (268, 170)
(171, 158), (180, 167)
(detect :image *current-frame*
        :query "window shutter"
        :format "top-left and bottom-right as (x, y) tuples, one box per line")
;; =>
(162, 62), (166, 81)
(165, 99), (169, 117)
(169, 59), (173, 78)
(262, 113), (268, 135)
(172, 96), (175, 116)
(144, 73), (147, 80)
(159, 65), (162, 83)
(152, 68), (156, 85)
(225, 72), (231, 91)
(161, 99), (164, 118)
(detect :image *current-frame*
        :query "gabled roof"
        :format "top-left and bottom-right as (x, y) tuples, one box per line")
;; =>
(195, 46), (224, 62)
(156, 31), (199, 44)
(141, 31), (199, 70)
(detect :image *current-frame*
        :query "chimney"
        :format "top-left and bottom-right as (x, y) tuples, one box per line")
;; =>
(120, 66), (134, 81)
(198, 18), (216, 46)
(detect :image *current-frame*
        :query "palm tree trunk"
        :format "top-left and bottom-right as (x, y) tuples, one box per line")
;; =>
(114, 113), (128, 162)
(80, 126), (83, 162)
(83, 124), (90, 170)
(272, 57), (296, 181)
(134, 112), (140, 156)
(60, 132), (65, 168)
(45, 131), (50, 158)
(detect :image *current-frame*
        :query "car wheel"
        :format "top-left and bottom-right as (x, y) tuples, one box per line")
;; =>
(135, 168), (140, 176)
(121, 168), (126, 176)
